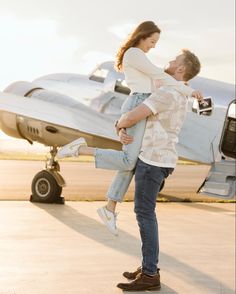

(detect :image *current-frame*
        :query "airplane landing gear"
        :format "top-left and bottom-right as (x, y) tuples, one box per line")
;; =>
(30, 146), (66, 204)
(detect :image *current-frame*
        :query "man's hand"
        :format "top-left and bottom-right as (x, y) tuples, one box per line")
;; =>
(192, 90), (204, 102)
(119, 128), (133, 145)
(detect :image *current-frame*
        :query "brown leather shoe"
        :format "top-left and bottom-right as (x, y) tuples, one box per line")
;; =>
(123, 266), (142, 280)
(117, 272), (161, 291)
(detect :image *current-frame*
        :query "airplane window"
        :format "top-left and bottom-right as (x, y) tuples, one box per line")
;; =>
(114, 79), (131, 95)
(228, 102), (236, 118)
(220, 100), (236, 159)
(89, 68), (109, 83)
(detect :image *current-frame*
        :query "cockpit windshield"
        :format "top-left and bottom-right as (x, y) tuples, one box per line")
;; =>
(89, 68), (109, 83)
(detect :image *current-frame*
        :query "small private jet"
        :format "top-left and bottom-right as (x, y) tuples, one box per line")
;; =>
(0, 61), (235, 203)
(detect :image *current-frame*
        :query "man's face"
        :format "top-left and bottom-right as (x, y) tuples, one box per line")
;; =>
(165, 54), (185, 76)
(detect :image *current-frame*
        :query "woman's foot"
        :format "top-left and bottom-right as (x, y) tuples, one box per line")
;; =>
(57, 138), (87, 158)
(97, 206), (118, 236)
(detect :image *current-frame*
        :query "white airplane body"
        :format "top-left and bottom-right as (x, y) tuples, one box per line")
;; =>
(0, 61), (235, 203)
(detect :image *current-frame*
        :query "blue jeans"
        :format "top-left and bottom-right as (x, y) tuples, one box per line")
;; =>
(134, 159), (174, 275)
(95, 93), (151, 202)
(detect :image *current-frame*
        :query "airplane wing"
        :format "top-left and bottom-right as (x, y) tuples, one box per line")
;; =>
(0, 91), (121, 149)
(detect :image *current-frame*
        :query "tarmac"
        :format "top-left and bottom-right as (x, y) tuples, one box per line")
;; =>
(0, 160), (212, 201)
(0, 201), (235, 294)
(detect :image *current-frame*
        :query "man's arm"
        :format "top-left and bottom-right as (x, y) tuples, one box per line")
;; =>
(116, 104), (153, 129)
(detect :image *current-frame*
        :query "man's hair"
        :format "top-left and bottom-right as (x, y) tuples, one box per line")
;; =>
(182, 49), (201, 81)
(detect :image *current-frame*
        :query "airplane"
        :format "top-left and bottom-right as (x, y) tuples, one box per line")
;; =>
(0, 61), (235, 204)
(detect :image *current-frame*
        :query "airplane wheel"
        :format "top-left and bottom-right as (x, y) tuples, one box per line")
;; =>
(31, 170), (62, 203)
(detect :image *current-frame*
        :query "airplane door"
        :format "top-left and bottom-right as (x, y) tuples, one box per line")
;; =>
(198, 100), (236, 199)
(220, 100), (236, 159)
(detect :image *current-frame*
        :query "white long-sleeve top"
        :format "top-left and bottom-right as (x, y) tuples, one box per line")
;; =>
(123, 47), (193, 96)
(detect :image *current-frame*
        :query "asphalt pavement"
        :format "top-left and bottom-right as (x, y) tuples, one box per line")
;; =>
(0, 201), (235, 294)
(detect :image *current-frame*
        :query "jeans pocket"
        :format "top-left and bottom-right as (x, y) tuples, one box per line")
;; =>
(161, 167), (174, 178)
(135, 159), (148, 178)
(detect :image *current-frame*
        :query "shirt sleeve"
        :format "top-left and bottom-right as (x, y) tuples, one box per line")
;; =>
(142, 90), (176, 115)
(125, 48), (194, 96)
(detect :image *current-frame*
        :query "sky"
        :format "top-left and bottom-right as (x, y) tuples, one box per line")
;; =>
(0, 0), (235, 139)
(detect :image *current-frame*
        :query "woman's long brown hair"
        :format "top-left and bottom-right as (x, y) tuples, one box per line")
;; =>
(115, 21), (161, 72)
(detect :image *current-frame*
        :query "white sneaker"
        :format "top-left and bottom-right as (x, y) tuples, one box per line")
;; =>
(57, 137), (87, 159)
(97, 206), (118, 236)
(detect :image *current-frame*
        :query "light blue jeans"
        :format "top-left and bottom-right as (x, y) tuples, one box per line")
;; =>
(95, 92), (151, 202)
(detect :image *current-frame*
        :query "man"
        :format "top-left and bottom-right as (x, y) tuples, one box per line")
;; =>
(115, 49), (201, 291)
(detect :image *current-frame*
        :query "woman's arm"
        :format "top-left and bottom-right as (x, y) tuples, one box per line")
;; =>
(125, 48), (194, 96)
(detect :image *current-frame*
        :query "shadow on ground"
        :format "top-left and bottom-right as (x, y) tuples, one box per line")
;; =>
(33, 203), (234, 294)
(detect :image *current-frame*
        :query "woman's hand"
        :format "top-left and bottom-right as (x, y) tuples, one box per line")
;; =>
(119, 128), (133, 145)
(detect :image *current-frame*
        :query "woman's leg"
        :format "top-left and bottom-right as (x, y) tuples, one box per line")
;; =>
(78, 118), (146, 203)
(96, 119), (145, 235)
(78, 94), (148, 207)
(77, 118), (146, 171)
(79, 93), (148, 172)
(95, 118), (146, 170)
(107, 170), (134, 202)
(58, 94), (148, 216)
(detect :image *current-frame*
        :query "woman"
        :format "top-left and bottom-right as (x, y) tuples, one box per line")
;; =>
(57, 21), (201, 235)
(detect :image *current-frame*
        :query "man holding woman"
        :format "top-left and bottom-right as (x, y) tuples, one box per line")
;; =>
(57, 21), (202, 236)
(116, 49), (201, 291)
(58, 20), (202, 291)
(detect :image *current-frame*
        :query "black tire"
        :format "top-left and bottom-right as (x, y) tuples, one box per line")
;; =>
(31, 170), (62, 203)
